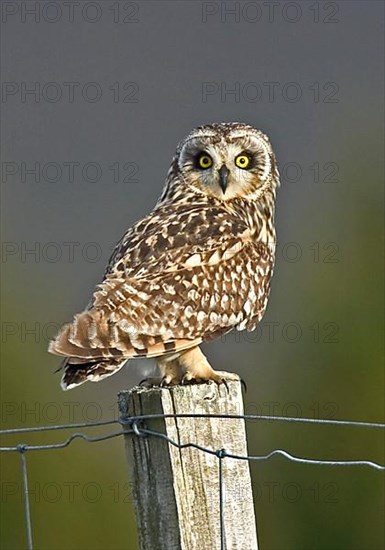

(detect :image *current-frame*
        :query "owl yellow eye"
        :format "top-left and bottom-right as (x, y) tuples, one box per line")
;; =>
(197, 154), (213, 169)
(235, 154), (251, 169)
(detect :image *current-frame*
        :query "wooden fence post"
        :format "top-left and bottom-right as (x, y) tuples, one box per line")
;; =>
(118, 381), (258, 550)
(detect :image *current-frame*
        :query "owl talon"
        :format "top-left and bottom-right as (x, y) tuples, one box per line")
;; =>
(160, 376), (168, 387)
(181, 374), (198, 385)
(221, 378), (229, 393)
(139, 375), (181, 388)
(161, 375), (183, 387)
(138, 377), (156, 388)
(240, 378), (248, 393)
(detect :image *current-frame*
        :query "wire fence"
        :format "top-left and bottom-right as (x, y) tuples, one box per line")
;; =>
(1, 413), (384, 550)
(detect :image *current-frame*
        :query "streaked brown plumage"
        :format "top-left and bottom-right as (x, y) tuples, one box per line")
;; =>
(49, 122), (280, 389)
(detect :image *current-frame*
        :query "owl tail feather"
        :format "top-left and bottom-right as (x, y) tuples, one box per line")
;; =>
(60, 358), (127, 390)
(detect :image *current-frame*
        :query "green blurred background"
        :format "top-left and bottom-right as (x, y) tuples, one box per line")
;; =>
(1, 1), (384, 549)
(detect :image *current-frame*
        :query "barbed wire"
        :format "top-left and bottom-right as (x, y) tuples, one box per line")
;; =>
(1, 413), (384, 550)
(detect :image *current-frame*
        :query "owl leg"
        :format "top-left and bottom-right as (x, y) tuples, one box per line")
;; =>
(178, 346), (239, 384)
(139, 357), (183, 387)
(156, 357), (184, 385)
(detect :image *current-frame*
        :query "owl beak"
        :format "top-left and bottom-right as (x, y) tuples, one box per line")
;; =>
(218, 165), (229, 194)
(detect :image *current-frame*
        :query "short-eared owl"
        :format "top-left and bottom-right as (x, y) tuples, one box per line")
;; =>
(49, 122), (280, 389)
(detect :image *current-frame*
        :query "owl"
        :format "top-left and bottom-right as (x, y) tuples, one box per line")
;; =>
(49, 122), (280, 390)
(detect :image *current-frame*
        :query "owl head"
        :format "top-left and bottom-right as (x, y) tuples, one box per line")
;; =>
(170, 122), (279, 201)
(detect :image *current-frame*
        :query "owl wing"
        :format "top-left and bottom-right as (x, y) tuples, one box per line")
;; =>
(49, 199), (272, 361)
(104, 199), (247, 278)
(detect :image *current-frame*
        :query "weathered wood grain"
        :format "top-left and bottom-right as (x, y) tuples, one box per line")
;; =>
(118, 381), (258, 550)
